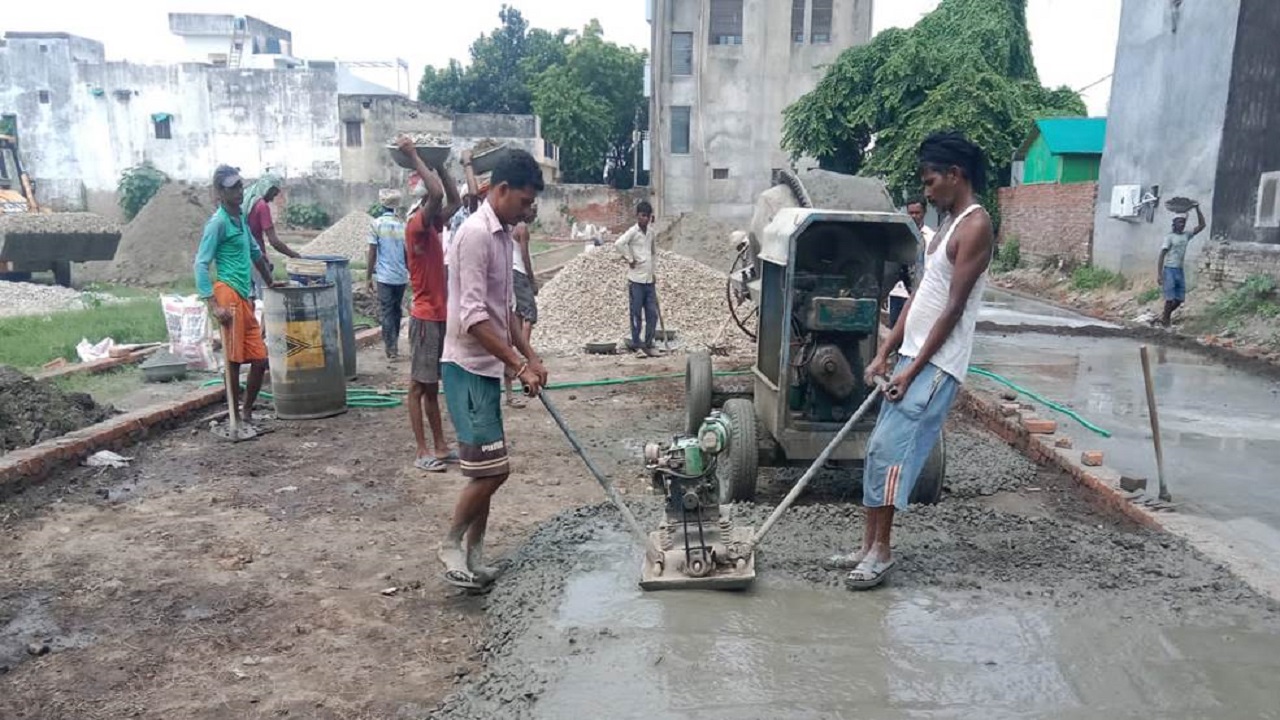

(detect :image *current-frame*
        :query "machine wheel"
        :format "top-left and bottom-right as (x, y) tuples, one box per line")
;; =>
(52, 261), (72, 288)
(716, 398), (759, 504)
(911, 431), (946, 505)
(686, 350), (713, 435)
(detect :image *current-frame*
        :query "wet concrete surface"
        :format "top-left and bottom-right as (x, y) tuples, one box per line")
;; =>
(980, 288), (1120, 329)
(971, 332), (1280, 587)
(434, 427), (1280, 719)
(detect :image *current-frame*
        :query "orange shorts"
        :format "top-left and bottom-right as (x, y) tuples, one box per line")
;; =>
(213, 282), (268, 364)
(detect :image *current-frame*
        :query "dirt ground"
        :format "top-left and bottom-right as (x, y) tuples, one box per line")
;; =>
(0, 366), (115, 453)
(0, 347), (704, 719)
(2, 345), (1277, 719)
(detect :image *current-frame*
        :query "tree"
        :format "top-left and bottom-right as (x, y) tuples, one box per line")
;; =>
(531, 20), (646, 186)
(782, 0), (1086, 204)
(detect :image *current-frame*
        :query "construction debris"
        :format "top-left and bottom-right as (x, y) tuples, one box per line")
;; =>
(0, 365), (115, 454)
(79, 183), (213, 286)
(298, 211), (374, 261)
(532, 248), (754, 357)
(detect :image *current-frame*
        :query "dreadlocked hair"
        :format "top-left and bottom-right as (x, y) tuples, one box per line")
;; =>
(918, 131), (988, 194)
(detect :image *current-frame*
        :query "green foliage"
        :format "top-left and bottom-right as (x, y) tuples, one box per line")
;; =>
(417, 7), (646, 188)
(117, 163), (169, 221)
(991, 238), (1021, 273)
(1136, 286), (1162, 304)
(285, 203), (331, 230)
(782, 0), (1086, 204)
(1070, 265), (1127, 291)
(0, 298), (166, 369)
(1210, 274), (1280, 322)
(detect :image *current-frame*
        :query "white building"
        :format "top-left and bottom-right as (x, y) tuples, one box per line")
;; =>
(648, 0), (874, 220)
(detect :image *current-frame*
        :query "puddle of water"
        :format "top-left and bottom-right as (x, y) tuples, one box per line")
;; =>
(522, 534), (1280, 720)
(980, 289), (1120, 330)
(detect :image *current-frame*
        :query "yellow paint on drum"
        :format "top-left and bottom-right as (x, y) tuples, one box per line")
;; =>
(284, 319), (326, 370)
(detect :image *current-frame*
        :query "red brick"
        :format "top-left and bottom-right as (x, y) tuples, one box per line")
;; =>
(1054, 436), (1073, 449)
(1081, 451), (1104, 467)
(999, 403), (1020, 416)
(1022, 418), (1058, 434)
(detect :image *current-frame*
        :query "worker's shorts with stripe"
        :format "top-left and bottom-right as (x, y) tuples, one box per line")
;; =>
(862, 356), (958, 510)
(441, 362), (509, 478)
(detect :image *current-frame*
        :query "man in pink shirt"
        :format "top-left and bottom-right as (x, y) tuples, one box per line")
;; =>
(437, 149), (548, 589)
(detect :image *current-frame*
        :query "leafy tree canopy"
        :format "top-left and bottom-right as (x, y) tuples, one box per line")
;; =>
(782, 0), (1086, 203)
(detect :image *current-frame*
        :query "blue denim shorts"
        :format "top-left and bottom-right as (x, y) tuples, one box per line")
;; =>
(862, 356), (958, 510)
(1163, 267), (1186, 302)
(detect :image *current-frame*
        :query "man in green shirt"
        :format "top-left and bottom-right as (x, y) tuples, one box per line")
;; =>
(194, 165), (277, 430)
(1158, 203), (1206, 327)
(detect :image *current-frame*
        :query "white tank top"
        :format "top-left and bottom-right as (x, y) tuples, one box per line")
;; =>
(900, 204), (988, 382)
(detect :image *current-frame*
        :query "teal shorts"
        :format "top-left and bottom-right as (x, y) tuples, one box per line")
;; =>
(862, 356), (958, 510)
(441, 362), (509, 478)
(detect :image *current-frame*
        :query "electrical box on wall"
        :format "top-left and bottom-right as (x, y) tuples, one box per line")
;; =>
(1110, 185), (1141, 218)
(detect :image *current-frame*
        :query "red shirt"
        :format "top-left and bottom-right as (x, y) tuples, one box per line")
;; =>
(407, 211), (447, 322)
(247, 198), (274, 253)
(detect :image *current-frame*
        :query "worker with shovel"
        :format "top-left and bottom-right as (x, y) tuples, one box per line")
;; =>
(194, 165), (281, 438)
(829, 132), (994, 590)
(437, 149), (548, 589)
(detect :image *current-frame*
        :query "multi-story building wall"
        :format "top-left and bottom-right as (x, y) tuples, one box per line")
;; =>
(649, 0), (874, 220)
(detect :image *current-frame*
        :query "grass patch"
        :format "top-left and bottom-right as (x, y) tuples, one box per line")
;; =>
(50, 366), (142, 403)
(1136, 286), (1162, 304)
(0, 299), (168, 370)
(1210, 274), (1280, 331)
(991, 238), (1020, 274)
(529, 241), (553, 255)
(1070, 265), (1127, 291)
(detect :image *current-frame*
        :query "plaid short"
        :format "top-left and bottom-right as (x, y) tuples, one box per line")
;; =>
(409, 318), (444, 384)
(862, 356), (958, 510)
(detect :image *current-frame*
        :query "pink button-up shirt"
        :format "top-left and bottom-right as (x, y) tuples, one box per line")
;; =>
(442, 201), (514, 379)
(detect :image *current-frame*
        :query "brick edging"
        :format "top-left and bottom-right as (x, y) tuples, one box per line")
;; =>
(955, 387), (1166, 530)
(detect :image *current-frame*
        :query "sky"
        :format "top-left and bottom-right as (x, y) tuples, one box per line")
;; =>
(3, 0), (1120, 114)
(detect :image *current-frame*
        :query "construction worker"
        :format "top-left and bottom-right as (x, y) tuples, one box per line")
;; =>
(194, 165), (280, 434)
(888, 197), (934, 329)
(241, 173), (301, 300)
(505, 203), (539, 408)
(616, 201), (659, 357)
(830, 132), (994, 590)
(1158, 203), (1206, 327)
(438, 149), (547, 589)
(366, 188), (409, 360)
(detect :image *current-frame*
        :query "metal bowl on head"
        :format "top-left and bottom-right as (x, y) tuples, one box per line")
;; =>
(470, 142), (512, 175)
(388, 144), (451, 171)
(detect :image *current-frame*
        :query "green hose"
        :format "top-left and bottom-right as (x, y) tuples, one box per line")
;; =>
(968, 366), (1112, 438)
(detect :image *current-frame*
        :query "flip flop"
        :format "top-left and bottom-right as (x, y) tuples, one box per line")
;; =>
(435, 449), (460, 464)
(845, 558), (896, 591)
(507, 397), (527, 409)
(414, 456), (447, 473)
(823, 549), (869, 570)
(443, 568), (485, 590)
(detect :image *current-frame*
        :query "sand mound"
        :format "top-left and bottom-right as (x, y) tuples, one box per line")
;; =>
(298, 211), (375, 261)
(653, 213), (742, 272)
(0, 365), (115, 454)
(79, 183), (212, 286)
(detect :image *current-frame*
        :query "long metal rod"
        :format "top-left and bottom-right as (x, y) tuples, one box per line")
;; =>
(220, 324), (240, 440)
(751, 385), (885, 547)
(1138, 345), (1172, 502)
(541, 394), (659, 554)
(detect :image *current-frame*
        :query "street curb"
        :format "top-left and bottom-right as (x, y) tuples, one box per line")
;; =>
(956, 387), (1165, 531)
(1, 327), (385, 489)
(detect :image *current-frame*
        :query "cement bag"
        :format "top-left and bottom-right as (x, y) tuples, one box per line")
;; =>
(161, 294), (218, 372)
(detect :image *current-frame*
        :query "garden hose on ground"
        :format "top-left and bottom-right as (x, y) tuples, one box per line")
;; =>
(968, 366), (1112, 438)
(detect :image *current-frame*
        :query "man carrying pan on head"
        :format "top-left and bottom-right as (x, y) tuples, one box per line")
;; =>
(826, 132), (994, 591)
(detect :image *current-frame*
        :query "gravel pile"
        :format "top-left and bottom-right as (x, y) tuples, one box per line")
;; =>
(79, 183), (212, 286)
(0, 365), (115, 454)
(298, 211), (375, 261)
(0, 281), (113, 318)
(0, 212), (120, 238)
(531, 248), (753, 356)
(653, 212), (742, 272)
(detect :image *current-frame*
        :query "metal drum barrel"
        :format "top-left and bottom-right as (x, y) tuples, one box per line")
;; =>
(264, 283), (348, 420)
(287, 255), (357, 379)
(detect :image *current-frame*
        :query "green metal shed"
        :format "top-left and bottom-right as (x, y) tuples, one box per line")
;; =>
(1016, 117), (1107, 185)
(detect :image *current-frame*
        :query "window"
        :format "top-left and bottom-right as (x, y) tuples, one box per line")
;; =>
(154, 117), (172, 140)
(37, 90), (51, 104)
(344, 120), (363, 148)
(1257, 171), (1280, 228)
(710, 0), (743, 45)
(39, 44), (49, 53)
(671, 32), (693, 76)
(713, 168), (730, 180)
(670, 106), (691, 155)
(811, 0), (833, 43)
(792, 0), (807, 43)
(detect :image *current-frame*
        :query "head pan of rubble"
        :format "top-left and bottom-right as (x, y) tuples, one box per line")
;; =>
(636, 200), (653, 231)
(1172, 215), (1187, 233)
(905, 197), (927, 229)
(488, 149), (544, 227)
(918, 131), (987, 213)
(213, 165), (244, 208)
(379, 188), (402, 209)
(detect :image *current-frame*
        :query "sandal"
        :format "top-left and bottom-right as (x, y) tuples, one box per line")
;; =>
(414, 456), (447, 473)
(845, 557), (896, 591)
(506, 397), (527, 409)
(823, 549), (869, 570)
(435, 449), (460, 464)
(442, 567), (485, 590)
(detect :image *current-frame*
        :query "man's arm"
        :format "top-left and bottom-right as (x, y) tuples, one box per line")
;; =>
(366, 237), (378, 290)
(516, 223), (536, 290)
(266, 224), (301, 259)
(396, 135), (444, 220)
(1191, 205), (1206, 237)
(438, 164), (462, 223)
(510, 308), (547, 384)
(1158, 235), (1171, 284)
(614, 227), (637, 267)
(194, 217), (230, 324)
(460, 150), (481, 198)
(888, 213), (993, 400)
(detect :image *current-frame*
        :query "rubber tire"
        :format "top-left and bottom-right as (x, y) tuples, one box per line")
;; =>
(910, 431), (946, 505)
(686, 350), (713, 435)
(53, 261), (72, 288)
(716, 398), (759, 504)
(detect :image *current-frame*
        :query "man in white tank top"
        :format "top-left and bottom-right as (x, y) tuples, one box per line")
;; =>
(831, 132), (995, 590)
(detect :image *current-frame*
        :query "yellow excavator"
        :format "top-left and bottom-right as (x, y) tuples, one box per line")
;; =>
(0, 133), (120, 286)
